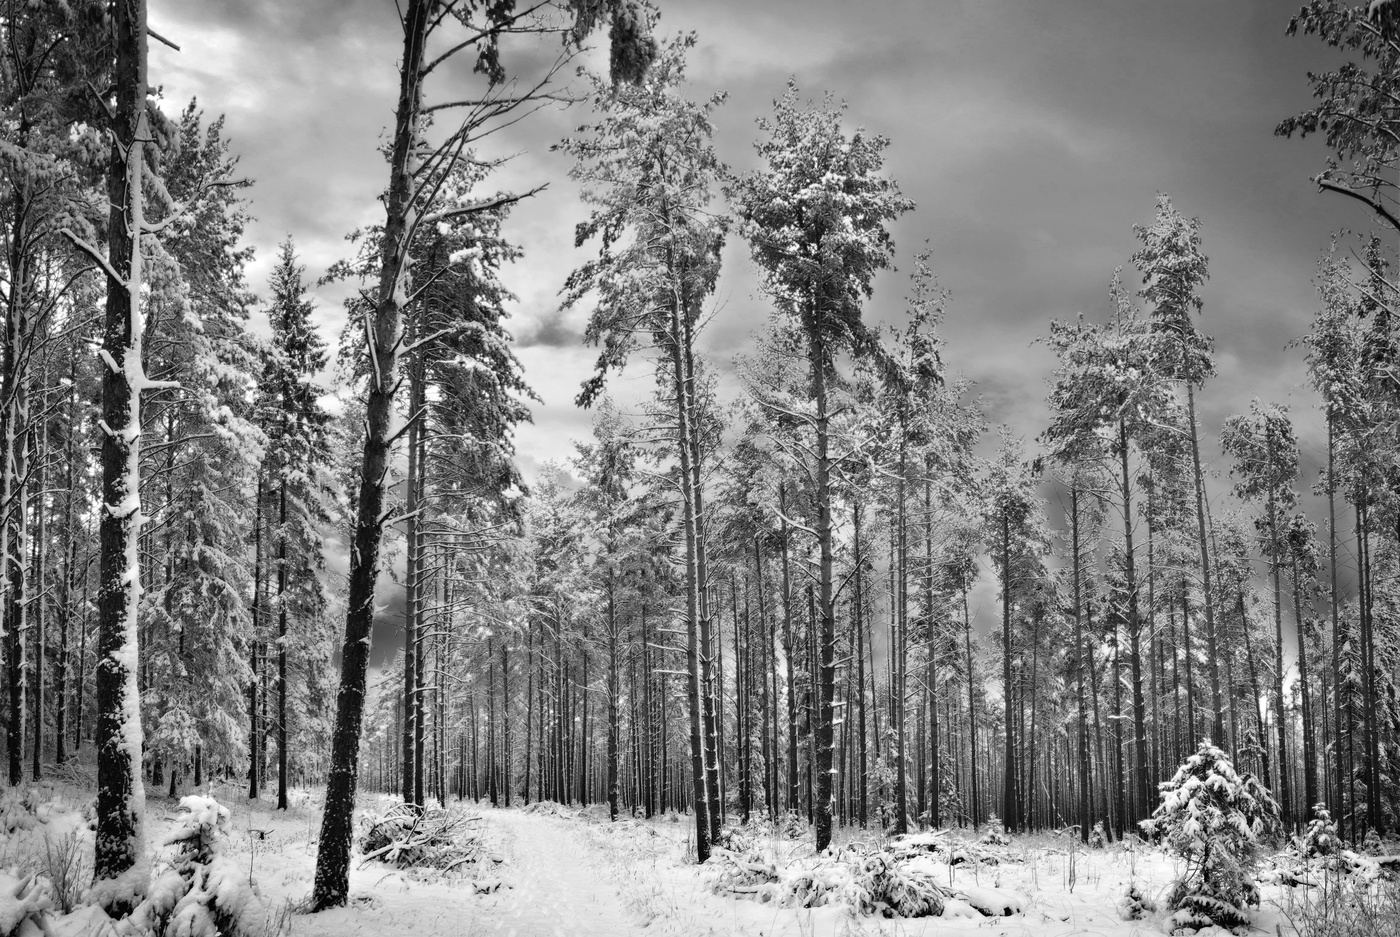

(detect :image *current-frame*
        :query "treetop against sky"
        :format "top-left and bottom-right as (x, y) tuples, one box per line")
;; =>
(151, 0), (1354, 516)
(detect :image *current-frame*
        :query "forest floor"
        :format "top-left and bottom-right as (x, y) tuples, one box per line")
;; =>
(2, 774), (1393, 936)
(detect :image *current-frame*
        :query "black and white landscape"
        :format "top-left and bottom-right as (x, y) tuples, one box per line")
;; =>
(1, 2), (1399, 936)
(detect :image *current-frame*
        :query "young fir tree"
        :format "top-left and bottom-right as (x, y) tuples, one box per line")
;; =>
(1144, 740), (1280, 933)
(731, 82), (913, 852)
(258, 238), (335, 810)
(140, 104), (263, 803)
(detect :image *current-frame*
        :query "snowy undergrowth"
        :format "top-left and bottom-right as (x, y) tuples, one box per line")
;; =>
(1275, 865), (1400, 937)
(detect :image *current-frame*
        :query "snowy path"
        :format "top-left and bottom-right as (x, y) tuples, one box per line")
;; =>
(473, 809), (643, 937)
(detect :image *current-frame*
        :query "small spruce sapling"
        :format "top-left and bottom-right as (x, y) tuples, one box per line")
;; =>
(1142, 741), (1280, 934)
(127, 795), (268, 937)
(1300, 805), (1338, 859)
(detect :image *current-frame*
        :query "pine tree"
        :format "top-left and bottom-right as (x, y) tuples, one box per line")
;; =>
(559, 33), (727, 857)
(732, 82), (913, 852)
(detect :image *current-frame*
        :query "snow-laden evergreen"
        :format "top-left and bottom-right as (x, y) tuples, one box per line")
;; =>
(1143, 740), (1281, 933)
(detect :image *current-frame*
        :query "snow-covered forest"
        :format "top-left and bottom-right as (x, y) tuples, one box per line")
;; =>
(2, 1), (1400, 935)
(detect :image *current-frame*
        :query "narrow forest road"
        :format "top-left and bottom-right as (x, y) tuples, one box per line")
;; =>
(474, 809), (643, 937)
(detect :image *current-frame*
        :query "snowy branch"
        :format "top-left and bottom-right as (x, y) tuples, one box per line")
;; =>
(59, 229), (127, 291)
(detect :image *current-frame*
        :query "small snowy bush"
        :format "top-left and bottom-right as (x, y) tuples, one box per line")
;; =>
(1301, 805), (1340, 859)
(978, 815), (1009, 846)
(123, 795), (270, 937)
(1362, 827), (1383, 855)
(1142, 740), (1280, 934)
(1118, 881), (1157, 921)
(1090, 821), (1106, 849)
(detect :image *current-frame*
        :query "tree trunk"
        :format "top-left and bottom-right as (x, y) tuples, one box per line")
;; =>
(249, 476), (264, 800)
(90, 0), (154, 903)
(781, 485), (799, 815)
(312, 0), (429, 909)
(277, 480), (289, 810)
(1186, 385), (1224, 746)
(1266, 424), (1293, 830)
(1117, 420), (1149, 830)
(1072, 486), (1090, 844)
(1326, 413), (1347, 837)
(31, 396), (47, 780)
(1001, 511), (1016, 833)
(924, 472), (939, 828)
(1292, 548), (1318, 819)
(962, 580), (979, 830)
(894, 440), (908, 835)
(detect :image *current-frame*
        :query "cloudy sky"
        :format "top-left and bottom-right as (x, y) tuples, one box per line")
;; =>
(147, 0), (1368, 648)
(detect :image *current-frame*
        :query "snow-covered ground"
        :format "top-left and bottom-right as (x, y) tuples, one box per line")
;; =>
(0, 777), (1393, 936)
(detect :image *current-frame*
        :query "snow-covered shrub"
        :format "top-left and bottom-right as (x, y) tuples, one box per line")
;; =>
(1301, 806), (1340, 859)
(978, 815), (1009, 846)
(779, 811), (807, 839)
(123, 795), (270, 937)
(712, 844), (958, 919)
(37, 831), (88, 914)
(165, 797), (230, 870)
(1118, 881), (1158, 921)
(1090, 821), (1106, 849)
(0, 871), (53, 937)
(709, 844), (780, 899)
(1280, 864), (1400, 937)
(850, 852), (945, 917)
(1142, 740), (1280, 934)
(1362, 827), (1384, 855)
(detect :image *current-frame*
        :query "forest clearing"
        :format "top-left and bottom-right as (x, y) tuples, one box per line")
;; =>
(2, 0), (1400, 935)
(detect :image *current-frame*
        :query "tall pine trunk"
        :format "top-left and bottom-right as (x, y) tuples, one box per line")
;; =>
(781, 485), (799, 814)
(312, 0), (429, 909)
(89, 0), (155, 902)
(277, 482), (289, 810)
(809, 330), (837, 852)
(1117, 420), (1149, 830)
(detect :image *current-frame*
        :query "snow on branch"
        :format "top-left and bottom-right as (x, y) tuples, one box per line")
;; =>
(59, 229), (127, 291)
(419, 184), (548, 228)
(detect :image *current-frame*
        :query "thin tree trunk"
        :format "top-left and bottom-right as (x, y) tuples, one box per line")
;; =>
(854, 503), (867, 828)
(1186, 385), (1224, 746)
(1072, 486), (1090, 844)
(1267, 423), (1293, 830)
(779, 487), (799, 816)
(1000, 510), (1016, 834)
(276, 481), (289, 809)
(962, 580), (979, 830)
(1292, 547), (1318, 820)
(806, 324), (838, 852)
(1117, 420), (1149, 830)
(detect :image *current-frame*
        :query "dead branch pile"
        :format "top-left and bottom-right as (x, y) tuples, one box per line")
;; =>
(356, 804), (482, 871)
